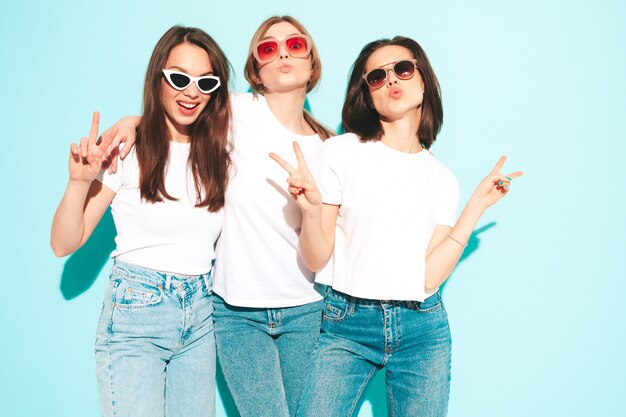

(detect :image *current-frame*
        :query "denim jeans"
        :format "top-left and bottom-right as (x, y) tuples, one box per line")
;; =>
(95, 260), (216, 417)
(213, 295), (323, 417)
(297, 288), (451, 417)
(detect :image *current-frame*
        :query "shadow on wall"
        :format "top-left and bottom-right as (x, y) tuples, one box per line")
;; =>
(60, 207), (116, 300)
(359, 222), (497, 416)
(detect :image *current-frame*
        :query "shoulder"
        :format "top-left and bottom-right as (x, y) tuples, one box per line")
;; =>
(322, 132), (361, 151)
(98, 146), (139, 188)
(114, 146), (139, 174)
(423, 152), (459, 188)
(230, 91), (262, 109)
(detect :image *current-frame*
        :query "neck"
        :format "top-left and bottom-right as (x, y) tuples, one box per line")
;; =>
(380, 109), (422, 153)
(165, 117), (191, 143)
(264, 88), (314, 135)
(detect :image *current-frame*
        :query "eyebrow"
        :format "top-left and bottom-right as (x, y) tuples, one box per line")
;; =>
(166, 65), (214, 76)
(260, 32), (302, 41)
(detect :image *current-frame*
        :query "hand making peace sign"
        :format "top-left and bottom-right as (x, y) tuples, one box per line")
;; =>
(472, 155), (524, 209)
(68, 112), (118, 183)
(269, 142), (322, 211)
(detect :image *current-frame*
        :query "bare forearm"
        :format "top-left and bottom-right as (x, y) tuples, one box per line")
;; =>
(425, 197), (486, 291)
(50, 180), (91, 257)
(299, 207), (333, 272)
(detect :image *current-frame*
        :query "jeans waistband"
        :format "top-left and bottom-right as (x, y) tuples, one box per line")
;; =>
(327, 287), (440, 309)
(111, 259), (212, 291)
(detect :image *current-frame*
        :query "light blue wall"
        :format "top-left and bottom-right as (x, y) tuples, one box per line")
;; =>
(1, 1), (624, 416)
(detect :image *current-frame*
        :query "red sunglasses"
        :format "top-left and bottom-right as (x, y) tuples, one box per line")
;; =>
(252, 34), (312, 64)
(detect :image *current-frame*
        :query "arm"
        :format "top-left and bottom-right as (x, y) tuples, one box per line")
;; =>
(270, 142), (339, 272)
(103, 115), (141, 173)
(50, 112), (118, 257)
(424, 156), (523, 292)
(299, 203), (339, 272)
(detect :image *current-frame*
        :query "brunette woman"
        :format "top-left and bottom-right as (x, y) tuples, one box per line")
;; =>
(103, 16), (333, 417)
(271, 36), (523, 416)
(51, 26), (231, 417)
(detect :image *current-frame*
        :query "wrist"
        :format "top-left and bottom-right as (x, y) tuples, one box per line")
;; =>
(466, 195), (488, 215)
(68, 178), (93, 190)
(302, 203), (323, 218)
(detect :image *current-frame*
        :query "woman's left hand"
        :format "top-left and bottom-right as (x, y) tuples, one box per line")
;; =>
(472, 155), (523, 209)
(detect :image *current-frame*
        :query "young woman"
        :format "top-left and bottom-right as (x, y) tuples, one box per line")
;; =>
(50, 26), (231, 417)
(103, 16), (333, 417)
(271, 37), (523, 416)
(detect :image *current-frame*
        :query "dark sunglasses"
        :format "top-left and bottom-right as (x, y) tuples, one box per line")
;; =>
(362, 59), (418, 90)
(162, 69), (221, 94)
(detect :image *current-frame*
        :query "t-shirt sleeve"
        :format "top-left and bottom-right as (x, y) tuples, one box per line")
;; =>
(314, 139), (342, 205)
(96, 149), (132, 193)
(435, 168), (460, 227)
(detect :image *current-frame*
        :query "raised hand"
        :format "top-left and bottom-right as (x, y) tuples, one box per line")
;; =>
(269, 141), (322, 211)
(471, 155), (523, 209)
(102, 115), (140, 173)
(68, 112), (118, 183)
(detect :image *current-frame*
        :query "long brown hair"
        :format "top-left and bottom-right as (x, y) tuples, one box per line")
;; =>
(342, 37), (443, 149)
(243, 16), (334, 140)
(137, 26), (231, 211)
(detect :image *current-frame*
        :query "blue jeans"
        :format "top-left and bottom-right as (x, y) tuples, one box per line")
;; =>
(95, 260), (216, 417)
(213, 295), (323, 417)
(297, 288), (451, 417)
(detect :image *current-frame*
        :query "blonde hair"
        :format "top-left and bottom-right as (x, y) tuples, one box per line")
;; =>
(244, 15), (334, 139)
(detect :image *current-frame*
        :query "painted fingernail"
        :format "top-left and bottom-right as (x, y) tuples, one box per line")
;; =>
(498, 181), (503, 185)
(506, 176), (512, 181)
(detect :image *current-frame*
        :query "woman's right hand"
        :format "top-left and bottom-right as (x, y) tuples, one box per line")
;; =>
(270, 141), (323, 212)
(102, 115), (140, 173)
(68, 112), (117, 183)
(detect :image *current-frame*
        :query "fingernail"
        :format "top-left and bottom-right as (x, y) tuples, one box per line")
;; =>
(498, 181), (503, 185)
(506, 176), (512, 181)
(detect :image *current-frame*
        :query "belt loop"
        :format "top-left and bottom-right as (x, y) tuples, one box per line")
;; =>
(165, 274), (172, 291)
(203, 273), (210, 293)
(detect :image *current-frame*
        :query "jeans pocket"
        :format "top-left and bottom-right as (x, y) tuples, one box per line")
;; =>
(114, 277), (163, 309)
(415, 292), (443, 313)
(323, 292), (350, 322)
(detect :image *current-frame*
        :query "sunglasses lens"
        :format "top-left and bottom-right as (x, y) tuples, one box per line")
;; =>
(197, 77), (219, 93)
(168, 72), (191, 89)
(285, 36), (309, 57)
(366, 69), (387, 89)
(394, 60), (416, 79)
(256, 40), (278, 62)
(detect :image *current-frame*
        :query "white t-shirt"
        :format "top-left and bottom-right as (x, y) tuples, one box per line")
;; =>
(213, 93), (325, 307)
(315, 133), (460, 302)
(97, 141), (222, 275)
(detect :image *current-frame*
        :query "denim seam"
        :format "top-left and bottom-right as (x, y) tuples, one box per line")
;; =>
(348, 365), (378, 417)
(415, 303), (443, 313)
(387, 376), (395, 417)
(106, 280), (118, 416)
(113, 281), (164, 310)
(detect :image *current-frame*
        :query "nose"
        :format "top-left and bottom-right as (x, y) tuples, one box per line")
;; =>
(386, 68), (398, 86)
(184, 81), (200, 97)
(278, 42), (289, 59)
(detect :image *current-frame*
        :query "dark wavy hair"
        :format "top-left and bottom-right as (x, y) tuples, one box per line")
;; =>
(137, 26), (231, 212)
(342, 36), (443, 149)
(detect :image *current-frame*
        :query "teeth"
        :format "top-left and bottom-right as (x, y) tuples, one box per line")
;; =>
(178, 102), (198, 109)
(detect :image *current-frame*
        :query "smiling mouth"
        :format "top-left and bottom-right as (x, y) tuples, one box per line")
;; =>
(177, 101), (199, 109)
